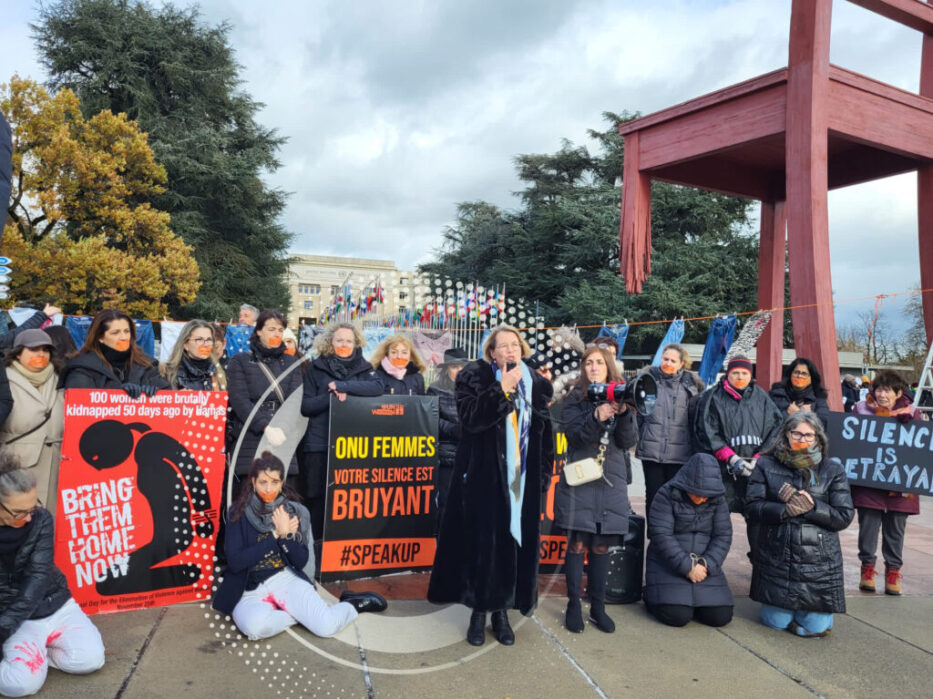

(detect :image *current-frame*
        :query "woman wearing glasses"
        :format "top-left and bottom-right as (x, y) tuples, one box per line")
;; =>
(768, 358), (830, 429)
(0, 454), (105, 696)
(160, 320), (227, 391)
(745, 412), (853, 638)
(429, 325), (554, 647)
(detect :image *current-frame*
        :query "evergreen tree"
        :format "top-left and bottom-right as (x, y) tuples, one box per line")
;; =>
(420, 112), (759, 351)
(34, 0), (292, 319)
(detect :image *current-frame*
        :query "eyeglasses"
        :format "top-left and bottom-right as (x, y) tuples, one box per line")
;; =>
(496, 342), (522, 351)
(0, 499), (42, 521)
(788, 430), (816, 444)
(791, 370), (810, 378)
(188, 337), (214, 345)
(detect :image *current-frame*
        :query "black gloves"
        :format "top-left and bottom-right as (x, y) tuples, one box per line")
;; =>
(122, 383), (160, 399)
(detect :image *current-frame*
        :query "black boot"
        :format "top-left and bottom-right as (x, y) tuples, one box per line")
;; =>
(490, 610), (514, 645)
(564, 551), (585, 633)
(339, 590), (387, 613)
(587, 553), (615, 633)
(467, 610), (486, 646)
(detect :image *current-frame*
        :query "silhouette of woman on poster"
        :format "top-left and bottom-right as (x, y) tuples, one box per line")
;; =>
(78, 419), (215, 595)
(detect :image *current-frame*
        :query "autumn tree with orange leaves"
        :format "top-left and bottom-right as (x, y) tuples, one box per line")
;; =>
(1, 75), (199, 317)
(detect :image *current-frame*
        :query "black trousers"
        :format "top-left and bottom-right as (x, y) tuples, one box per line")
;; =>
(642, 461), (684, 516)
(646, 604), (733, 628)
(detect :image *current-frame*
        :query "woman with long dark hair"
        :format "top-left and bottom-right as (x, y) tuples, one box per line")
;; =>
(554, 345), (636, 634)
(226, 310), (302, 480)
(160, 319), (227, 391)
(61, 309), (167, 396)
(768, 358), (830, 429)
(213, 452), (385, 640)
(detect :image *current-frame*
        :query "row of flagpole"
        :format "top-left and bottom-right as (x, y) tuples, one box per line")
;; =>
(316, 279), (510, 358)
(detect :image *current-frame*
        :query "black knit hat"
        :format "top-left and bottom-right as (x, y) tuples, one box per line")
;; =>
(726, 356), (753, 373)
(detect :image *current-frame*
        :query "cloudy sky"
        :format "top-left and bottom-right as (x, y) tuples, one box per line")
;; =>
(1, 0), (925, 331)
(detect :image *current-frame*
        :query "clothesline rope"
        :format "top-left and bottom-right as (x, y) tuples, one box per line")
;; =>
(10, 287), (930, 333)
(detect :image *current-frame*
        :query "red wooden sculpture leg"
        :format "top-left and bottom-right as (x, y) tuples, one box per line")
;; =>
(756, 200), (786, 390)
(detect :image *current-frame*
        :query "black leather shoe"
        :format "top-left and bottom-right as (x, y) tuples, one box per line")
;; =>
(491, 610), (514, 645)
(467, 611), (486, 646)
(339, 590), (387, 613)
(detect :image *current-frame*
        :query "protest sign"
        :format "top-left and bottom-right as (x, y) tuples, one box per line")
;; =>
(320, 395), (438, 581)
(539, 426), (569, 573)
(55, 389), (227, 614)
(828, 412), (933, 496)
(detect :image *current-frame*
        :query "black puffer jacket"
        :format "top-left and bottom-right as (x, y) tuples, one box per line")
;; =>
(745, 454), (853, 613)
(62, 351), (168, 390)
(0, 509), (71, 648)
(375, 365), (425, 395)
(300, 350), (382, 453)
(226, 336), (302, 475)
(427, 377), (459, 465)
(554, 390), (637, 535)
(644, 454), (734, 608)
(636, 367), (704, 464)
(768, 383), (831, 429)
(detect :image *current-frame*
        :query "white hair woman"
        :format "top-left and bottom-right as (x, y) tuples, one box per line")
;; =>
(428, 325), (554, 647)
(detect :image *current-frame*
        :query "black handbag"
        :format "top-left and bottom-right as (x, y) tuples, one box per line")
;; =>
(605, 512), (645, 604)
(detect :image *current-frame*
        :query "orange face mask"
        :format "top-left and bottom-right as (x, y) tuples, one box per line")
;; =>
(660, 364), (678, 375)
(688, 493), (708, 505)
(790, 376), (810, 389)
(284, 346), (296, 356)
(729, 377), (750, 390)
(256, 489), (278, 503)
(334, 346), (353, 358)
(267, 336), (283, 348)
(115, 339), (131, 352)
(390, 357), (409, 368)
(195, 345), (212, 358)
(790, 441), (811, 451)
(26, 355), (49, 369)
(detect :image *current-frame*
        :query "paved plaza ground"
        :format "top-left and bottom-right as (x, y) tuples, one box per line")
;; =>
(38, 464), (933, 698)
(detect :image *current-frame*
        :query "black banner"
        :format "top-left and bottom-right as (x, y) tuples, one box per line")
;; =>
(828, 412), (933, 496)
(321, 394), (438, 581)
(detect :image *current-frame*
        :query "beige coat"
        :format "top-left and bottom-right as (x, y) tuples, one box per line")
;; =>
(0, 366), (65, 506)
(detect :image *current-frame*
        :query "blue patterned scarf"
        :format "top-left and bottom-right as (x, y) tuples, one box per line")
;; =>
(496, 361), (533, 545)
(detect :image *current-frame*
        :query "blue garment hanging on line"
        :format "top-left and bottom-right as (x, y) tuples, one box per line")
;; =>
(65, 316), (94, 349)
(596, 323), (629, 359)
(651, 318), (685, 367)
(134, 319), (155, 358)
(698, 315), (737, 386)
(362, 327), (393, 360)
(225, 324), (253, 357)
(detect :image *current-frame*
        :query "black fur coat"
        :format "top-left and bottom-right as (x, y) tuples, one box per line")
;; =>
(428, 360), (553, 615)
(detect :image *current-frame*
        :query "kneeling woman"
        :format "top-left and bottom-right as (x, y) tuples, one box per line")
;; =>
(643, 453), (734, 628)
(745, 412), (853, 638)
(213, 452), (386, 640)
(0, 455), (105, 697)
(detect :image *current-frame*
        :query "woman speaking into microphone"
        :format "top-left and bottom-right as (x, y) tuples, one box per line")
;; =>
(428, 324), (553, 647)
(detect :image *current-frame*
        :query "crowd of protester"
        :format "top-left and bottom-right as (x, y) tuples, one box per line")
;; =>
(0, 305), (924, 695)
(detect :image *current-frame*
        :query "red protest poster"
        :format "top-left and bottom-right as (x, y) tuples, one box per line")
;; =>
(54, 389), (227, 614)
